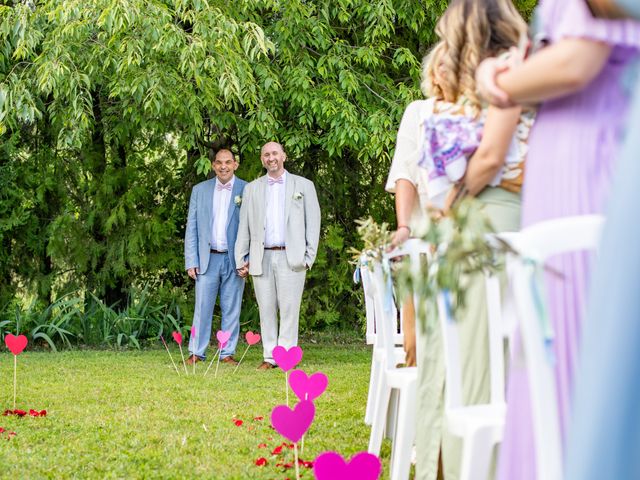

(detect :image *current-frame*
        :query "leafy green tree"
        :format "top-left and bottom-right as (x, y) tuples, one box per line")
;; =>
(1, 0), (538, 337)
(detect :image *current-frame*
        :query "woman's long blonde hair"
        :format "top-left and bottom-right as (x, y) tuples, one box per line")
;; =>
(421, 0), (527, 108)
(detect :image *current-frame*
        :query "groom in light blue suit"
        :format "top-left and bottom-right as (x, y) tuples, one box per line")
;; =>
(184, 149), (247, 365)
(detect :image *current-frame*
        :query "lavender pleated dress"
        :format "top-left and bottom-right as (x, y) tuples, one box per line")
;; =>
(496, 2), (640, 479)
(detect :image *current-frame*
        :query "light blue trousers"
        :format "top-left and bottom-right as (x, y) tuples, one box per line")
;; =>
(188, 253), (244, 359)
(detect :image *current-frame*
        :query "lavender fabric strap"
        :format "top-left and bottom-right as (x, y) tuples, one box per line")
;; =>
(539, 0), (640, 48)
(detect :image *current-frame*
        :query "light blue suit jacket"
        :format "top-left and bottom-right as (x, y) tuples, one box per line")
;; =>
(184, 176), (247, 274)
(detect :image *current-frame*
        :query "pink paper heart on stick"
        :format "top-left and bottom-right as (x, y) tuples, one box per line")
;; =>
(273, 345), (303, 372)
(216, 330), (231, 345)
(289, 370), (328, 401)
(245, 331), (261, 345)
(270, 400), (315, 443)
(313, 451), (382, 480)
(4, 334), (28, 355)
(171, 331), (182, 345)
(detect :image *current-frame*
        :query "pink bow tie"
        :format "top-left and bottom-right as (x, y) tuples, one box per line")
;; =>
(268, 176), (283, 186)
(216, 183), (232, 191)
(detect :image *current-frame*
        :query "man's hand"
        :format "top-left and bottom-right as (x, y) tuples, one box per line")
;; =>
(475, 57), (515, 108)
(236, 262), (249, 278)
(187, 267), (200, 280)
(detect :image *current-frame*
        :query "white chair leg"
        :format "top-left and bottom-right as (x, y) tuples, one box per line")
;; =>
(390, 382), (417, 480)
(458, 425), (497, 480)
(386, 389), (399, 440)
(365, 356), (380, 425)
(368, 378), (391, 455)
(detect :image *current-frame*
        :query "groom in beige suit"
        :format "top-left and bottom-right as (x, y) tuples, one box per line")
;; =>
(235, 142), (321, 370)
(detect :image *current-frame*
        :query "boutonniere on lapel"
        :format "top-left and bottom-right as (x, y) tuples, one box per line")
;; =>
(293, 192), (303, 200)
(234, 195), (242, 206)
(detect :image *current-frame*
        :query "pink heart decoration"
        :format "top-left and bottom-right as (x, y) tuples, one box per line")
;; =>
(216, 330), (231, 345)
(270, 400), (315, 443)
(289, 370), (328, 401)
(272, 345), (303, 372)
(313, 452), (382, 480)
(171, 331), (182, 345)
(218, 341), (227, 350)
(190, 325), (196, 337)
(245, 331), (261, 346)
(4, 334), (28, 356)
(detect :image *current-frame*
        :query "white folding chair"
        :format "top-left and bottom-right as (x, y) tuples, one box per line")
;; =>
(360, 260), (405, 426)
(436, 266), (508, 480)
(368, 239), (431, 480)
(502, 214), (605, 480)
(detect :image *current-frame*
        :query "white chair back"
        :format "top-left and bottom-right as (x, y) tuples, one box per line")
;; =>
(385, 239), (433, 362)
(360, 256), (402, 346)
(502, 214), (605, 480)
(359, 260), (378, 345)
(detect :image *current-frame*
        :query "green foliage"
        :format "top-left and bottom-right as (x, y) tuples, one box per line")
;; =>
(393, 199), (501, 327)
(0, 0), (538, 337)
(0, 286), (184, 349)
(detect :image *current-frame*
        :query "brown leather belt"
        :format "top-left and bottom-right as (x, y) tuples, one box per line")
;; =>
(264, 246), (286, 251)
(210, 249), (228, 254)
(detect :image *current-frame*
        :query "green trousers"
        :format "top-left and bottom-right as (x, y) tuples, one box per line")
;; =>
(415, 187), (521, 480)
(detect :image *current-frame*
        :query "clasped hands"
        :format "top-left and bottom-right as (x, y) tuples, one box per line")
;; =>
(475, 46), (524, 108)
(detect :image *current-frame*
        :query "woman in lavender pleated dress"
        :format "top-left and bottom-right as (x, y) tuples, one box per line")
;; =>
(475, 1), (640, 478)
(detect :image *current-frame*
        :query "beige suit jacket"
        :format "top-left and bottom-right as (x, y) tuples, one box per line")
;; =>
(235, 173), (321, 276)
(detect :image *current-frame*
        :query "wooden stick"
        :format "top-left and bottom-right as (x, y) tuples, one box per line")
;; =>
(178, 343), (188, 374)
(214, 351), (221, 378)
(294, 442), (301, 480)
(233, 345), (250, 374)
(160, 336), (180, 375)
(301, 393), (307, 454)
(13, 354), (17, 410)
(285, 371), (289, 407)
(203, 348), (220, 377)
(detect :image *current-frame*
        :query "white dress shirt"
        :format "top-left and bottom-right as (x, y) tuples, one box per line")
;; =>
(264, 171), (286, 247)
(211, 176), (235, 251)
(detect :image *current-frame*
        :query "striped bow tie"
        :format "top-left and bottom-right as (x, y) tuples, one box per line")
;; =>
(268, 176), (284, 185)
(216, 183), (232, 191)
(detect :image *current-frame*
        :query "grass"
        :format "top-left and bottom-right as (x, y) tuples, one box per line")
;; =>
(0, 344), (392, 479)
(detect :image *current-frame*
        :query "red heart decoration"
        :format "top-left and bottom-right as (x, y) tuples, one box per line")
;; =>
(270, 400), (315, 443)
(245, 331), (261, 345)
(4, 334), (28, 355)
(171, 331), (183, 345)
(216, 330), (231, 344)
(289, 369), (328, 401)
(272, 345), (303, 372)
(313, 451), (382, 480)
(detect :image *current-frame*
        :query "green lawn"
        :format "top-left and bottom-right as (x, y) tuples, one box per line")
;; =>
(0, 344), (391, 479)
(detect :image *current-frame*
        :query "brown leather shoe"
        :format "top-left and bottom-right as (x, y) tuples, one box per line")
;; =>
(256, 361), (276, 371)
(221, 356), (239, 366)
(186, 355), (202, 365)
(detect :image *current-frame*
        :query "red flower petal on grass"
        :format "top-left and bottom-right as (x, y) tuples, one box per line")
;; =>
(299, 460), (313, 468)
(0, 427), (4, 433)
(258, 443), (267, 448)
(271, 445), (284, 455)
(253, 416), (264, 421)
(255, 457), (268, 466)
(3, 410), (27, 417)
(39, 410), (47, 416)
(287, 443), (294, 449)
(29, 409), (40, 417)
(233, 419), (243, 427)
